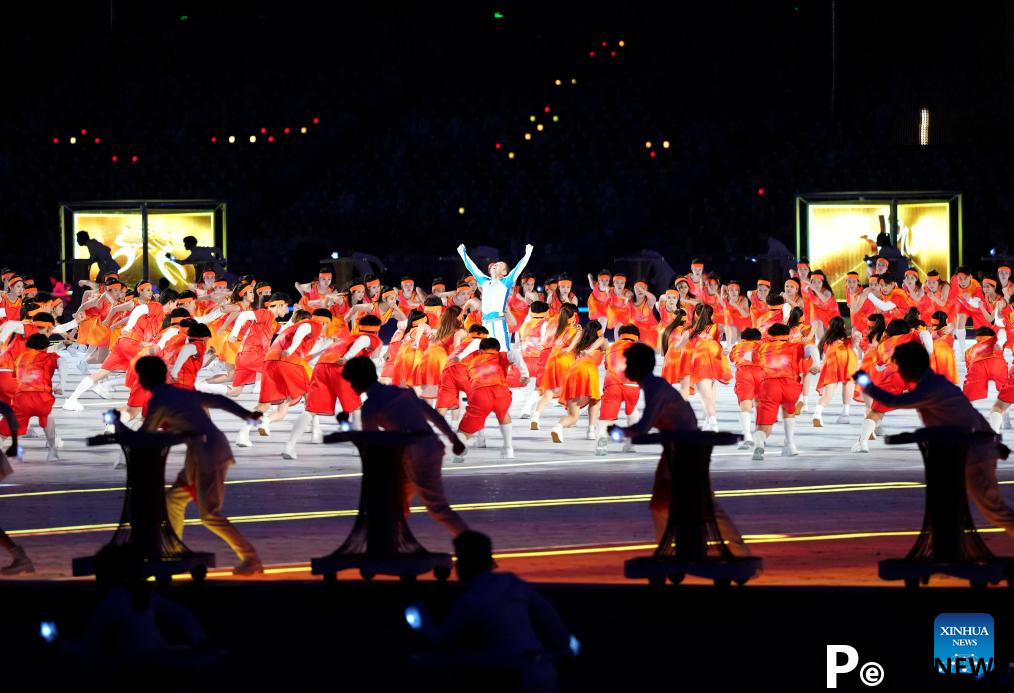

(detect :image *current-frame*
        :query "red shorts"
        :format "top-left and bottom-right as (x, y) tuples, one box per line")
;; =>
(870, 371), (907, 413)
(101, 337), (141, 372)
(963, 358), (1009, 402)
(0, 391), (55, 434)
(436, 362), (470, 410)
(733, 365), (763, 403)
(0, 371), (15, 405)
(305, 363), (362, 415)
(458, 385), (511, 433)
(127, 383), (153, 410)
(233, 349), (266, 387)
(998, 366), (1014, 404)
(756, 377), (803, 426)
(600, 382), (639, 421)
(260, 360), (309, 404)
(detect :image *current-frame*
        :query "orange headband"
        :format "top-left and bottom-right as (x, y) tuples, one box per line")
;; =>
(796, 263), (809, 269)
(675, 278), (688, 286)
(613, 274), (626, 280)
(178, 297), (196, 305)
(401, 280), (415, 287)
(634, 281), (648, 288)
(349, 284), (365, 293)
(358, 323), (380, 334)
(431, 283), (446, 292)
(203, 270), (216, 277)
(318, 270), (333, 277)
(312, 315), (331, 325)
(983, 278), (997, 287)
(1, 272), (12, 279)
(382, 289), (397, 299)
(665, 289), (679, 296)
(999, 266), (1012, 273)
(463, 275), (475, 283)
(456, 286), (471, 294)
(785, 278), (800, 287)
(727, 282), (740, 289)
(9, 276), (24, 286)
(691, 263), (704, 270)
(265, 299), (287, 308)
(904, 269), (918, 277)
(598, 273), (611, 280)
(366, 278), (380, 288)
(256, 286), (272, 296)
(238, 284), (253, 297)
(170, 316), (188, 325)
(214, 279), (228, 287)
(558, 281), (572, 289)
(846, 272), (859, 278)
(136, 282), (152, 292)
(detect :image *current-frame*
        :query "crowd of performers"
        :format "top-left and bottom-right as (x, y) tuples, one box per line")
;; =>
(0, 250), (1012, 470)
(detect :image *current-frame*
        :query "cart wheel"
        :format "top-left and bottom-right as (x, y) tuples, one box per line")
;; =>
(667, 573), (685, 585)
(713, 579), (731, 589)
(323, 572), (337, 584)
(360, 569), (375, 581)
(434, 565), (452, 582)
(190, 565), (207, 583)
(970, 580), (987, 590)
(648, 576), (665, 589)
(904, 578), (920, 590)
(400, 573), (418, 584)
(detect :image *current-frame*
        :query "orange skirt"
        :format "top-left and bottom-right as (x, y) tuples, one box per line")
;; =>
(413, 343), (449, 387)
(76, 316), (110, 347)
(853, 346), (878, 401)
(394, 344), (425, 386)
(540, 349), (576, 392)
(632, 321), (659, 349)
(661, 347), (692, 385)
(560, 356), (602, 404)
(690, 339), (731, 385)
(817, 342), (858, 390)
(930, 339), (958, 384)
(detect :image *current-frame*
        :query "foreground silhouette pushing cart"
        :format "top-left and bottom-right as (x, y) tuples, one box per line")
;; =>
(879, 426), (1014, 590)
(623, 430), (763, 588)
(311, 430), (453, 582)
(72, 419), (215, 583)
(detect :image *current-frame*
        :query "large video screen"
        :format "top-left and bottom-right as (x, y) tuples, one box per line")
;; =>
(73, 211), (216, 289)
(806, 202), (951, 299)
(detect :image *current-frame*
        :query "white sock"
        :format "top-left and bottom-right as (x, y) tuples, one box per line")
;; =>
(990, 411), (1004, 433)
(859, 418), (876, 443)
(287, 411), (311, 448)
(813, 404), (824, 418)
(311, 414), (323, 438)
(195, 380), (229, 395)
(754, 430), (767, 450)
(500, 423), (513, 449)
(784, 417), (796, 447)
(350, 409), (362, 431)
(738, 411), (753, 440)
(596, 420), (609, 439)
(626, 409), (640, 428)
(67, 376), (95, 402)
(842, 403), (851, 416)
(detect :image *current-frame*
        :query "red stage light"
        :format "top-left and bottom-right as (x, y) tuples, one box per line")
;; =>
(313, 117), (319, 124)
(131, 155), (138, 163)
(260, 127), (267, 134)
(610, 51), (617, 57)
(601, 41), (607, 47)
(52, 137), (59, 144)
(650, 151), (656, 158)
(111, 155), (117, 162)
(211, 136), (217, 143)
(495, 142), (502, 149)
(284, 127), (290, 134)
(268, 135), (275, 142)
(80, 129), (87, 135)
(544, 106), (550, 113)
(757, 188), (765, 196)
(588, 51), (596, 58)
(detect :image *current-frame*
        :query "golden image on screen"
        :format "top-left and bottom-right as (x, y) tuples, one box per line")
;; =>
(73, 211), (216, 289)
(896, 203), (950, 278)
(807, 204), (890, 299)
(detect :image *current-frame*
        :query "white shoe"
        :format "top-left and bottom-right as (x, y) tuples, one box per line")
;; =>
(621, 439), (634, 453)
(76, 359), (91, 375)
(473, 431), (487, 448)
(520, 411), (531, 420)
(93, 382), (113, 399)
(236, 427), (252, 447)
(874, 425), (884, 437)
(737, 439), (754, 450)
(704, 416), (718, 432)
(781, 444), (799, 457)
(310, 426), (324, 444)
(46, 447), (60, 462)
(595, 437), (608, 456)
(751, 446), (765, 461)
(55, 437), (64, 449)
(835, 414), (850, 425)
(500, 446), (515, 460)
(25, 425), (43, 439)
(850, 441), (869, 453)
(1004, 411), (1012, 429)
(812, 414), (824, 428)
(281, 448), (297, 460)
(62, 399), (83, 411)
(104, 424), (115, 435)
(258, 419), (271, 437)
(550, 425), (564, 444)
(585, 427), (596, 440)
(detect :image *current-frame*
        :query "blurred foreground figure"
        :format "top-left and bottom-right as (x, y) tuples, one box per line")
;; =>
(0, 400), (33, 575)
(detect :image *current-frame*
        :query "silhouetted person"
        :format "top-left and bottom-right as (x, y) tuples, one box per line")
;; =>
(0, 400), (33, 575)
(76, 230), (120, 276)
(171, 235), (227, 276)
(135, 356), (264, 575)
(342, 356), (469, 535)
(613, 343), (751, 556)
(856, 341), (1014, 538)
(419, 531), (571, 692)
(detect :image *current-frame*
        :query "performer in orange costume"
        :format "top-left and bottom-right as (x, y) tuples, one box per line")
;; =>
(628, 280), (659, 348)
(551, 321), (607, 444)
(963, 327), (1007, 402)
(530, 304), (580, 431)
(594, 325), (641, 454)
(811, 316), (857, 427)
(586, 270), (612, 332)
(0, 334), (59, 461)
(751, 322), (809, 460)
(728, 327), (763, 449)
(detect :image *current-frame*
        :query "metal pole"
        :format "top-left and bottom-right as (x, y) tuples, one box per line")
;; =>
(141, 202), (149, 281)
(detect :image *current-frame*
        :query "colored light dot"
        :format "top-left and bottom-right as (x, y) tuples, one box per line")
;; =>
(530, 115), (536, 122)
(300, 126), (307, 134)
(270, 135), (277, 142)
(662, 140), (670, 149)
(524, 133), (532, 140)
(228, 135), (236, 143)
(312, 117), (319, 124)
(508, 152), (515, 159)
(588, 51), (596, 58)
(495, 142), (502, 149)
(650, 151), (656, 158)
(610, 51), (617, 57)
(131, 155), (138, 163)
(284, 127), (290, 134)
(571, 78), (577, 84)
(80, 129), (87, 135)
(544, 106), (550, 113)
(757, 188), (766, 196)
(52, 137), (59, 144)
(536, 124), (544, 131)
(69, 137), (77, 144)
(94, 137), (101, 144)
(645, 141), (652, 149)
(552, 115), (559, 122)
(618, 40), (625, 47)
(554, 79), (562, 86)
(111, 155), (117, 162)
(458, 207), (465, 215)
(601, 41), (608, 47)
(211, 136), (217, 143)
(260, 127), (267, 134)
(249, 135), (257, 143)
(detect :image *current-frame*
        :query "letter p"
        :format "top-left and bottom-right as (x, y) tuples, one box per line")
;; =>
(827, 645), (858, 688)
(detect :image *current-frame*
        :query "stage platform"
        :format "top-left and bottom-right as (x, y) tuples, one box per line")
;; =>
(2, 352), (1013, 588)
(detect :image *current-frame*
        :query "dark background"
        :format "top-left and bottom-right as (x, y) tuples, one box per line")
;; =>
(3, 0), (1013, 287)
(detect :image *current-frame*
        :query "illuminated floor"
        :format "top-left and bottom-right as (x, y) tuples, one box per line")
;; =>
(2, 352), (1012, 586)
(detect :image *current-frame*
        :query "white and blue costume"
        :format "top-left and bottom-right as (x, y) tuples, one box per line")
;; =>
(457, 244), (533, 351)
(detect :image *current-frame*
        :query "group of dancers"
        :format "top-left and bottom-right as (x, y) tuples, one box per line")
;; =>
(0, 249), (1013, 467)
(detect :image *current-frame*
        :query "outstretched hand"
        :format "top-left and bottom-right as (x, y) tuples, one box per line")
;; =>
(525, 244), (534, 254)
(456, 244), (466, 254)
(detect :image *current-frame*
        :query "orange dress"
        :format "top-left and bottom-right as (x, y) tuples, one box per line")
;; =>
(816, 339), (858, 390)
(661, 326), (692, 385)
(539, 325), (579, 392)
(808, 290), (840, 326)
(629, 298), (659, 348)
(560, 350), (604, 405)
(929, 332), (958, 384)
(724, 298), (752, 332)
(414, 333), (456, 387)
(606, 291), (631, 329)
(77, 297), (113, 347)
(393, 327), (429, 386)
(689, 325), (731, 385)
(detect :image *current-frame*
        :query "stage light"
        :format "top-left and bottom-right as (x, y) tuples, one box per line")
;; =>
(458, 207), (465, 215)
(331, 251), (339, 260)
(249, 135), (257, 143)
(131, 155), (138, 163)
(530, 115), (536, 122)
(52, 137), (59, 144)
(508, 152), (515, 159)
(610, 51), (617, 57)
(111, 155), (117, 162)
(919, 107), (929, 145)
(267, 135), (275, 142)
(649, 151), (656, 158)
(552, 115), (559, 122)
(94, 137), (101, 144)
(284, 127), (290, 134)
(601, 41), (607, 47)
(69, 137), (77, 144)
(757, 188), (765, 196)
(544, 105), (550, 113)
(524, 133), (532, 140)
(228, 135), (236, 143)
(662, 140), (670, 148)
(210, 136), (217, 143)
(571, 78), (577, 84)
(588, 51), (596, 58)
(645, 141), (651, 149)
(260, 127), (267, 134)
(536, 124), (544, 131)
(555, 79), (562, 86)
(300, 126), (308, 134)
(80, 129), (87, 135)
(618, 40), (625, 47)
(495, 142), (502, 149)
(313, 117), (319, 124)
(493, 11), (504, 19)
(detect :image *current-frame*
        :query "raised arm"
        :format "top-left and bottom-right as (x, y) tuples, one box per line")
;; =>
(456, 245), (489, 285)
(503, 244), (534, 285)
